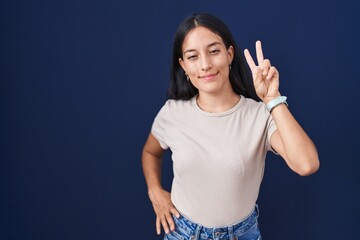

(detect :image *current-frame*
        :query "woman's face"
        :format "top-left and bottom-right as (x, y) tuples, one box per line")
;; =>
(179, 26), (234, 96)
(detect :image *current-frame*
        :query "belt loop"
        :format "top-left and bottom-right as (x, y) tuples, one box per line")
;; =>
(194, 224), (202, 240)
(228, 225), (234, 239)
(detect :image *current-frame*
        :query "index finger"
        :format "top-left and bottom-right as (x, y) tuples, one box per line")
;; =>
(256, 40), (264, 67)
(170, 207), (180, 218)
(244, 49), (256, 70)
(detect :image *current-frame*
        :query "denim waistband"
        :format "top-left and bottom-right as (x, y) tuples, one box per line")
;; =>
(172, 205), (259, 239)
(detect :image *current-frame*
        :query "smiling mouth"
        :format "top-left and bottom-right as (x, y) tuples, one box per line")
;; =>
(199, 72), (219, 81)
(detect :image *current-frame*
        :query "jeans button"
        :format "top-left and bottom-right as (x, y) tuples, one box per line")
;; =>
(215, 232), (220, 237)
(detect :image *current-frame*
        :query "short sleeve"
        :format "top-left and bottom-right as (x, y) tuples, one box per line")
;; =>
(151, 102), (169, 150)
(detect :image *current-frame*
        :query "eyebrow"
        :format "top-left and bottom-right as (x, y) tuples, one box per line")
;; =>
(183, 42), (222, 54)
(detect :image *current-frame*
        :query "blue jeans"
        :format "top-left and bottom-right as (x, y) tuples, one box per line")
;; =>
(164, 205), (262, 240)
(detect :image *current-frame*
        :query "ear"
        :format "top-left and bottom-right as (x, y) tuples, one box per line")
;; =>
(179, 58), (186, 72)
(227, 45), (234, 64)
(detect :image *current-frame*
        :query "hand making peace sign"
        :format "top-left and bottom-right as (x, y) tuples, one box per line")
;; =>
(244, 41), (281, 104)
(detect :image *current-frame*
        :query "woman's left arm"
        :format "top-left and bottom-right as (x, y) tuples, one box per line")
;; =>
(244, 40), (319, 176)
(267, 104), (319, 176)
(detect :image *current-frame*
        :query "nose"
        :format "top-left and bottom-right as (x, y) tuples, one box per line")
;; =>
(200, 55), (212, 71)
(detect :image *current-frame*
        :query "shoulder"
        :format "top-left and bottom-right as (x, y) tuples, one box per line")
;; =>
(160, 98), (195, 114)
(238, 96), (274, 124)
(153, 98), (195, 127)
(241, 96), (268, 114)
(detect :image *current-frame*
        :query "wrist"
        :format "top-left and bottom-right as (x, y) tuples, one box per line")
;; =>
(262, 93), (281, 105)
(148, 186), (163, 201)
(148, 185), (163, 195)
(265, 95), (288, 112)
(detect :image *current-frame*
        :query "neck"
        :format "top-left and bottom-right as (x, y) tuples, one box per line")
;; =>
(196, 91), (240, 113)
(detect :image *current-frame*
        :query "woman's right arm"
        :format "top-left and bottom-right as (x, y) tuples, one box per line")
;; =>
(142, 133), (180, 235)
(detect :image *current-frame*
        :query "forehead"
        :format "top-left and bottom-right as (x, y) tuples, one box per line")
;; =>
(182, 26), (224, 51)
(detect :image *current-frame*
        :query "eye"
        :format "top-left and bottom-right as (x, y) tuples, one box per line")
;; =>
(187, 55), (198, 60)
(210, 49), (220, 54)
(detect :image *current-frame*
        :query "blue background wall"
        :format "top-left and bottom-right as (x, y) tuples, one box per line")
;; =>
(1, 0), (359, 239)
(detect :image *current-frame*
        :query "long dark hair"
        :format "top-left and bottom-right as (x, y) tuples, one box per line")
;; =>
(167, 13), (260, 102)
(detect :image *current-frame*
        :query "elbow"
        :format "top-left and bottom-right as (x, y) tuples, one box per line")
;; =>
(296, 157), (320, 176)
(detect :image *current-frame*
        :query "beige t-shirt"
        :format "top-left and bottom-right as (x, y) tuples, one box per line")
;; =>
(151, 95), (277, 227)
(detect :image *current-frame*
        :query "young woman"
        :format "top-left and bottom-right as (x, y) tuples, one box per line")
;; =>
(142, 13), (319, 240)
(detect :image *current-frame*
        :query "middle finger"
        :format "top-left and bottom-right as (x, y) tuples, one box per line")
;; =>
(256, 40), (264, 68)
(166, 213), (176, 232)
(161, 216), (170, 234)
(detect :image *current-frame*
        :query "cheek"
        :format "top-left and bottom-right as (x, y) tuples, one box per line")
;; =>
(215, 55), (231, 67)
(185, 65), (199, 76)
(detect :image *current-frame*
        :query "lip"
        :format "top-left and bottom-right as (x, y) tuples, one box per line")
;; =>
(199, 72), (218, 81)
